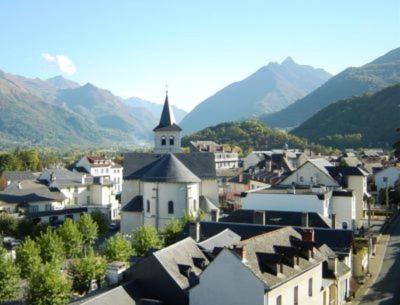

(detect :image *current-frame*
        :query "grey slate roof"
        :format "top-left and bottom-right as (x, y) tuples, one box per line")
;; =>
(2, 171), (36, 182)
(198, 228), (241, 252)
(238, 227), (325, 289)
(188, 221), (354, 255)
(153, 94), (182, 132)
(124, 152), (216, 181)
(122, 196), (143, 212)
(199, 195), (219, 212)
(153, 237), (209, 290)
(139, 153), (200, 183)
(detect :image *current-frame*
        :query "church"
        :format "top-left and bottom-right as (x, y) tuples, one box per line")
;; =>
(120, 93), (220, 234)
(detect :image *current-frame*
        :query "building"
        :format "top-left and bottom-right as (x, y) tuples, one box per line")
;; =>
(74, 156), (123, 194)
(121, 93), (219, 234)
(190, 141), (240, 170)
(243, 149), (307, 171)
(374, 167), (400, 195)
(190, 227), (334, 305)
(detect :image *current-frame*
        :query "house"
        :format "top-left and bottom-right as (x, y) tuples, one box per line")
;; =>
(74, 156), (123, 195)
(190, 227), (327, 305)
(121, 93), (219, 234)
(243, 149), (307, 171)
(374, 167), (400, 194)
(0, 170), (37, 190)
(190, 141), (240, 170)
(279, 158), (369, 227)
(130, 237), (209, 305)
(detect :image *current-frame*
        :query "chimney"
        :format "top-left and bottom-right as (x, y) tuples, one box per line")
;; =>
(327, 256), (338, 275)
(301, 212), (309, 227)
(331, 214), (336, 229)
(189, 221), (200, 242)
(238, 174), (243, 183)
(233, 245), (247, 262)
(302, 229), (315, 242)
(211, 210), (218, 222)
(253, 210), (266, 225)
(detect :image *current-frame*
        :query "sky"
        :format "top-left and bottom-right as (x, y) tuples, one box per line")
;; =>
(0, 1), (399, 111)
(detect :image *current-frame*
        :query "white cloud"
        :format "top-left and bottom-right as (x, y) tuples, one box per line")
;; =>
(42, 53), (77, 75)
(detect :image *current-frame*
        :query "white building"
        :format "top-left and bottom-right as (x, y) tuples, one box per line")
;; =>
(190, 227), (336, 305)
(121, 93), (219, 234)
(74, 156), (123, 194)
(190, 141), (240, 170)
(374, 167), (400, 193)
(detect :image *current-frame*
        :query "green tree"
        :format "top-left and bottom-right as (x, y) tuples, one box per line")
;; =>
(90, 209), (110, 237)
(68, 249), (107, 295)
(27, 262), (71, 305)
(58, 219), (83, 258)
(15, 237), (42, 278)
(0, 213), (18, 236)
(77, 214), (98, 253)
(394, 127), (400, 159)
(0, 153), (18, 173)
(131, 225), (163, 257)
(0, 245), (20, 302)
(162, 219), (184, 246)
(36, 227), (65, 264)
(104, 232), (133, 262)
(16, 149), (41, 171)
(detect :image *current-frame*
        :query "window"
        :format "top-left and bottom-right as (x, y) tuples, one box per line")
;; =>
(299, 176), (304, 182)
(168, 201), (174, 214)
(193, 199), (197, 210)
(146, 200), (150, 213)
(87, 196), (90, 204)
(161, 136), (166, 146)
(276, 295), (282, 305)
(308, 278), (313, 297)
(74, 186), (78, 193)
(294, 286), (298, 305)
(86, 186), (90, 191)
(169, 136), (174, 146)
(74, 197), (78, 205)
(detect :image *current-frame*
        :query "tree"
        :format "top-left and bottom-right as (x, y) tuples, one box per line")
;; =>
(0, 245), (20, 302)
(394, 127), (400, 159)
(90, 209), (109, 237)
(77, 214), (98, 253)
(131, 226), (163, 257)
(0, 153), (18, 173)
(58, 219), (83, 258)
(27, 262), (71, 305)
(0, 213), (18, 236)
(36, 227), (65, 264)
(16, 149), (41, 171)
(15, 236), (42, 278)
(68, 249), (106, 295)
(104, 233), (133, 262)
(162, 219), (184, 246)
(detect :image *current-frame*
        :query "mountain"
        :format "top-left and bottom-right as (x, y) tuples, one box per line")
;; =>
(182, 119), (337, 155)
(125, 97), (187, 123)
(46, 75), (80, 90)
(180, 57), (331, 133)
(261, 47), (400, 128)
(0, 70), (157, 147)
(291, 84), (400, 149)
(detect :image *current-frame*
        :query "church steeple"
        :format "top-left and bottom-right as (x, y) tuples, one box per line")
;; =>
(153, 91), (182, 153)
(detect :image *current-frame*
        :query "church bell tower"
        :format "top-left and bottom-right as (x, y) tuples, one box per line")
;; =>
(153, 91), (182, 154)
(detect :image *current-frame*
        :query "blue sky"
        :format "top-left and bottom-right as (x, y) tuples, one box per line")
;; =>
(0, 1), (399, 111)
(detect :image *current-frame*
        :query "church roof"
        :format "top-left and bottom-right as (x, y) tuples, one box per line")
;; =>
(139, 153), (201, 183)
(124, 152), (216, 180)
(153, 93), (182, 132)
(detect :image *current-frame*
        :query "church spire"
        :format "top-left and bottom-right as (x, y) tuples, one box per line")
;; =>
(153, 90), (181, 131)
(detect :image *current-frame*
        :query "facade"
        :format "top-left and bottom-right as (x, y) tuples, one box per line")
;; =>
(121, 93), (219, 234)
(74, 156), (123, 194)
(190, 141), (239, 170)
(374, 167), (400, 193)
(190, 227), (326, 305)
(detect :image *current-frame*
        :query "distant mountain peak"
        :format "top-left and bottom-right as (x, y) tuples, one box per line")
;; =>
(46, 75), (80, 90)
(282, 56), (296, 66)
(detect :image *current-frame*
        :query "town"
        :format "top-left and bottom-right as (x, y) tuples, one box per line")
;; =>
(0, 92), (399, 305)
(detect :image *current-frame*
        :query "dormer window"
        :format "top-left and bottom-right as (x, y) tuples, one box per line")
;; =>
(161, 136), (166, 146)
(169, 136), (174, 146)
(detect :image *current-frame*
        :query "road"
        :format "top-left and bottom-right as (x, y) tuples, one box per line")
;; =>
(358, 216), (400, 305)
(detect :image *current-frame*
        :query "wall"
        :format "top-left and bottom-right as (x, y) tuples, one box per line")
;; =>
(121, 212), (143, 234)
(375, 168), (400, 192)
(154, 130), (181, 153)
(190, 249), (265, 305)
(200, 179), (219, 204)
(121, 180), (140, 206)
(280, 162), (338, 187)
(347, 175), (367, 227)
(331, 195), (356, 229)
(266, 264), (323, 305)
(243, 192), (329, 217)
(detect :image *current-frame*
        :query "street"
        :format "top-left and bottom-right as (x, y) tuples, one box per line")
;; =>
(358, 216), (400, 305)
